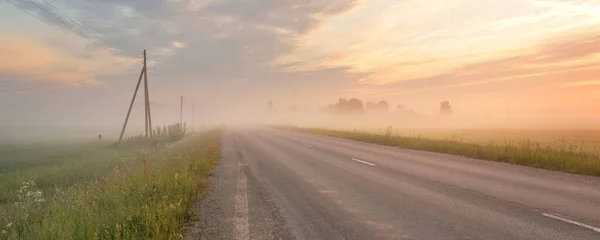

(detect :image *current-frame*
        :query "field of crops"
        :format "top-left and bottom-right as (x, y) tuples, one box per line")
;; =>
(0, 130), (220, 239)
(287, 126), (600, 176)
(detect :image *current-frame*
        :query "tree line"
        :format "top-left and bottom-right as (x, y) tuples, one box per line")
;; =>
(268, 98), (454, 116)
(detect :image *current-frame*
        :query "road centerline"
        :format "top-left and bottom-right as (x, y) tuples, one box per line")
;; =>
(351, 158), (376, 166)
(542, 213), (600, 233)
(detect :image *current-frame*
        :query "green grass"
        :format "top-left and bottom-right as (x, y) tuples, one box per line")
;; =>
(0, 130), (221, 239)
(0, 142), (147, 205)
(287, 127), (600, 176)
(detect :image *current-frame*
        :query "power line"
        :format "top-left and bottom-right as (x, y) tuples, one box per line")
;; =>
(8, 0), (116, 54)
(39, 0), (105, 40)
(180, 96), (183, 125)
(6, 0), (82, 41)
(36, 0), (113, 53)
(24, 0), (79, 32)
(25, 0), (114, 53)
(3, 0), (147, 94)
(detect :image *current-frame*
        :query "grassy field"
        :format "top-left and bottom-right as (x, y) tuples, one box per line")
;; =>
(287, 126), (600, 176)
(0, 130), (220, 239)
(388, 128), (600, 152)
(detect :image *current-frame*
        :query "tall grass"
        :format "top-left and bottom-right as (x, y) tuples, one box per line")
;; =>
(119, 123), (188, 148)
(288, 127), (600, 176)
(0, 129), (221, 239)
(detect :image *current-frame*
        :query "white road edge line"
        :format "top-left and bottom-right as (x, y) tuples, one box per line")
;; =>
(351, 158), (376, 166)
(304, 143), (313, 148)
(542, 213), (600, 233)
(233, 165), (250, 240)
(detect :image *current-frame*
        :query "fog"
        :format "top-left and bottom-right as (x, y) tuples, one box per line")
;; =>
(2, 0), (600, 144)
(4, 88), (600, 144)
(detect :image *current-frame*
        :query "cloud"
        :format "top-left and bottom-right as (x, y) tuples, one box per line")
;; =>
(563, 80), (600, 87)
(205, 0), (363, 34)
(329, 31), (600, 104)
(0, 35), (99, 84)
(278, 0), (600, 86)
(442, 32), (600, 87)
(3, 0), (600, 126)
(172, 41), (185, 48)
(2, 0), (364, 96)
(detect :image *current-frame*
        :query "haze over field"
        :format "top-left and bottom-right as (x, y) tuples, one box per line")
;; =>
(2, 0), (600, 140)
(3, 2), (600, 239)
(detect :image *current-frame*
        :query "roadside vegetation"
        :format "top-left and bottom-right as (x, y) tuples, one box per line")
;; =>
(0, 126), (220, 239)
(118, 122), (188, 148)
(286, 126), (600, 176)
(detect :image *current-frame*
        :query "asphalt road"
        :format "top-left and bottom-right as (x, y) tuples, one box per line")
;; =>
(187, 127), (600, 240)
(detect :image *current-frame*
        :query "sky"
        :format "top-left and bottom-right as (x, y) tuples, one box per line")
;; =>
(1, 0), (600, 131)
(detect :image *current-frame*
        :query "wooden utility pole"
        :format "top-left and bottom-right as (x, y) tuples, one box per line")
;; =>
(143, 50), (153, 138)
(118, 67), (145, 144)
(180, 96), (183, 125)
(192, 103), (195, 132)
(143, 51), (149, 138)
(117, 50), (154, 145)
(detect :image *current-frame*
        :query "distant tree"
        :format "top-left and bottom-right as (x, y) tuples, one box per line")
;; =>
(395, 104), (422, 118)
(366, 102), (377, 112)
(325, 97), (366, 114)
(440, 101), (453, 116)
(348, 98), (364, 113)
(268, 100), (275, 112)
(366, 100), (388, 113)
(396, 104), (404, 113)
(337, 98), (349, 111)
(377, 100), (389, 113)
(156, 126), (162, 137)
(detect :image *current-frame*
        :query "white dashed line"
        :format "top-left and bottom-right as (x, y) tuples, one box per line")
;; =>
(304, 143), (313, 148)
(233, 165), (250, 240)
(542, 213), (600, 233)
(351, 158), (376, 166)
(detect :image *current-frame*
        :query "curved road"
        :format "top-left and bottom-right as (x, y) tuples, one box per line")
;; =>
(187, 127), (600, 240)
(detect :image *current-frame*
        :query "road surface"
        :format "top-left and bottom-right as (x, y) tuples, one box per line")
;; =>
(185, 127), (600, 240)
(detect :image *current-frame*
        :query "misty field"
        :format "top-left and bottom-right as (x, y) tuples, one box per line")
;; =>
(287, 126), (600, 176)
(0, 130), (220, 239)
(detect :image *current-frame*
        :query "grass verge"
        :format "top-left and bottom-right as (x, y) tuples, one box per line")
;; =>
(287, 127), (600, 177)
(1, 129), (221, 239)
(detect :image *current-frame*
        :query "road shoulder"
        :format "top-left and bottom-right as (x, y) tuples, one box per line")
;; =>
(183, 133), (294, 240)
